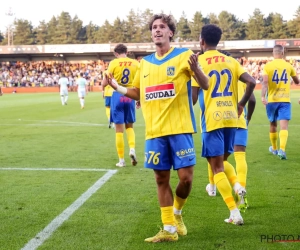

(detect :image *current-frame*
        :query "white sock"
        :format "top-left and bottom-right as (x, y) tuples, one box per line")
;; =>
(164, 225), (176, 234)
(173, 208), (181, 215)
(61, 96), (64, 104)
(64, 96), (68, 103)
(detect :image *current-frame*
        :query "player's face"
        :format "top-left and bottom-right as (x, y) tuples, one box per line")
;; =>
(151, 19), (173, 46)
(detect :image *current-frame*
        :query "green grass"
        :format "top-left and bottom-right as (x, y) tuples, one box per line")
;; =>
(0, 90), (300, 250)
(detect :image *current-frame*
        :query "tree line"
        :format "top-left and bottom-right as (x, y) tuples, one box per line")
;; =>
(0, 7), (300, 45)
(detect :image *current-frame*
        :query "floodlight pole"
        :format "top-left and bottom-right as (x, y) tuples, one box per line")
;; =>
(6, 7), (14, 46)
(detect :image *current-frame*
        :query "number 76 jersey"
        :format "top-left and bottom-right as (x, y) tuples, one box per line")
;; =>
(194, 50), (246, 132)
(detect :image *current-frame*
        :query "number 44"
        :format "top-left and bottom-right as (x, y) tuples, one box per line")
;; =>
(272, 69), (288, 84)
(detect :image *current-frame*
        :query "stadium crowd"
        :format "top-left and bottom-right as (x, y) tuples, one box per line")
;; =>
(0, 57), (300, 88)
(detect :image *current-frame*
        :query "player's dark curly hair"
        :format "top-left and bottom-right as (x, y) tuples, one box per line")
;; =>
(201, 24), (222, 46)
(149, 14), (176, 41)
(114, 44), (128, 54)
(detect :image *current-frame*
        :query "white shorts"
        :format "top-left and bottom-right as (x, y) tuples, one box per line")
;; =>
(78, 89), (86, 98)
(60, 88), (68, 96)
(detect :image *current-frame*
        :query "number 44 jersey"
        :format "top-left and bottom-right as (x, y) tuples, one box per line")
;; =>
(194, 50), (246, 132)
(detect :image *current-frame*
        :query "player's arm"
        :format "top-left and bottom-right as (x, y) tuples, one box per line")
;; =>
(291, 75), (300, 85)
(106, 72), (140, 100)
(188, 53), (209, 90)
(261, 74), (269, 106)
(247, 93), (256, 125)
(238, 72), (256, 116)
(192, 86), (200, 106)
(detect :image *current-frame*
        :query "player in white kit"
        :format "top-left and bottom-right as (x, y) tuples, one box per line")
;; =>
(58, 73), (69, 105)
(76, 73), (89, 109)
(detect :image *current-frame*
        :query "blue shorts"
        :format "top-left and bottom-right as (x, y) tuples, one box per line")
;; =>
(234, 128), (248, 147)
(110, 91), (135, 124)
(105, 97), (111, 107)
(144, 134), (196, 170)
(201, 128), (236, 157)
(266, 102), (291, 122)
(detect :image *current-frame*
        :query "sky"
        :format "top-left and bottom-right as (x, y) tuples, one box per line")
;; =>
(0, 0), (298, 33)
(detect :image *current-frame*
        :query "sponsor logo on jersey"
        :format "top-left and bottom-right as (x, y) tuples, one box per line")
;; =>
(145, 83), (176, 101)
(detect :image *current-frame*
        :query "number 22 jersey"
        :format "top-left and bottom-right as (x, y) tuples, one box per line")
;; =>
(195, 50), (246, 132)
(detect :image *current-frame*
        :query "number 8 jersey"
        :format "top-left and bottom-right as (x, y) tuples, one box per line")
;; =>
(195, 50), (246, 132)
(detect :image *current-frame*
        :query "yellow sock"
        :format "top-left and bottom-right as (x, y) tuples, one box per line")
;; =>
(116, 133), (124, 159)
(224, 161), (238, 186)
(105, 107), (110, 121)
(234, 152), (247, 188)
(126, 128), (135, 149)
(161, 206), (175, 226)
(174, 194), (187, 211)
(207, 163), (214, 185)
(214, 172), (236, 210)
(279, 130), (288, 151)
(269, 132), (278, 150)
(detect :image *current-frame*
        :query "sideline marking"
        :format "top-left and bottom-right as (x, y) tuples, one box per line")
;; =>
(1, 168), (117, 250)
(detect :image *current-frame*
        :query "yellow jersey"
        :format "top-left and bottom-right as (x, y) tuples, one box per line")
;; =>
(133, 47), (197, 140)
(194, 50), (246, 132)
(108, 57), (139, 88)
(263, 59), (297, 103)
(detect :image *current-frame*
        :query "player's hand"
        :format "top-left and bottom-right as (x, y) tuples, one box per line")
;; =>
(261, 97), (268, 106)
(107, 73), (119, 90)
(188, 53), (201, 72)
(237, 103), (244, 117)
(136, 101), (141, 109)
(298, 99), (300, 104)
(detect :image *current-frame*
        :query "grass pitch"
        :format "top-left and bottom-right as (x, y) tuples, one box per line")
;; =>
(0, 90), (300, 250)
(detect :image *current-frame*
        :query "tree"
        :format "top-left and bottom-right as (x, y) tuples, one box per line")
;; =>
(85, 22), (99, 44)
(13, 19), (34, 45)
(265, 13), (287, 39)
(70, 15), (84, 43)
(46, 16), (58, 44)
(34, 21), (48, 44)
(94, 20), (113, 43)
(176, 12), (191, 41)
(246, 8), (268, 39)
(53, 12), (72, 44)
(189, 11), (204, 41)
(287, 6), (300, 38)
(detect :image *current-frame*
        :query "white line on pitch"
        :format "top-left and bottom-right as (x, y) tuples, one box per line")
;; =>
(21, 169), (117, 250)
(0, 168), (110, 171)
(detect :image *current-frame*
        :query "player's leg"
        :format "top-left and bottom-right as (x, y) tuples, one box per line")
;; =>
(64, 89), (68, 105)
(125, 99), (137, 166)
(144, 137), (178, 242)
(171, 134), (195, 236)
(267, 103), (279, 154)
(104, 97), (112, 128)
(277, 103), (291, 159)
(111, 92), (126, 167)
(206, 163), (216, 196)
(115, 123), (125, 167)
(203, 128), (243, 225)
(60, 94), (65, 105)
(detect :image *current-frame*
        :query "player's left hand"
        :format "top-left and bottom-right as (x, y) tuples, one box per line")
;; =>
(237, 104), (244, 117)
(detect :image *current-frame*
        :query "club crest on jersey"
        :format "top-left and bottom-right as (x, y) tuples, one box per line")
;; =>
(167, 67), (175, 76)
(145, 83), (176, 101)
